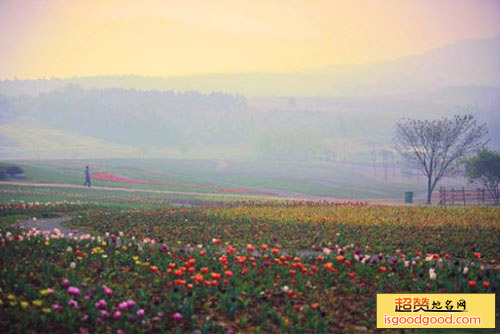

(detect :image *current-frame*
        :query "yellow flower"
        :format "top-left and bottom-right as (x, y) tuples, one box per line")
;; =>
(45, 241), (50, 246)
(102, 241), (107, 246)
(21, 301), (29, 309)
(32, 300), (43, 307)
(42, 307), (51, 314)
(7, 294), (16, 300)
(132, 256), (139, 261)
(122, 246), (128, 251)
(92, 247), (103, 254)
(40, 289), (49, 296)
(135, 261), (141, 266)
(115, 250), (120, 255)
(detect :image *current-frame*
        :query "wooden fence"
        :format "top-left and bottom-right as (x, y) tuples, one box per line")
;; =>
(437, 187), (498, 206)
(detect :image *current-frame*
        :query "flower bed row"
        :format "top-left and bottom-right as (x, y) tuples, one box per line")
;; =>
(0, 227), (498, 334)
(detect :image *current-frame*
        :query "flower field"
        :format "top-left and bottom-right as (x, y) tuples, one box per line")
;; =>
(0, 202), (499, 333)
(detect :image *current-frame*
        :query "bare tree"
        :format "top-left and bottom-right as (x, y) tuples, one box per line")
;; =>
(394, 114), (488, 204)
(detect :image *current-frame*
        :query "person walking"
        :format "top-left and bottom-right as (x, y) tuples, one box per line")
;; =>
(84, 166), (91, 187)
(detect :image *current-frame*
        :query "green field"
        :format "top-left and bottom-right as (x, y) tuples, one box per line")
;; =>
(0, 159), (427, 201)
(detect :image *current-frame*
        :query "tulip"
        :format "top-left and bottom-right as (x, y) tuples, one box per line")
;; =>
(67, 287), (80, 296)
(68, 299), (78, 308)
(95, 299), (107, 310)
(102, 285), (113, 296)
(113, 311), (122, 319)
(137, 309), (145, 318)
(173, 312), (183, 321)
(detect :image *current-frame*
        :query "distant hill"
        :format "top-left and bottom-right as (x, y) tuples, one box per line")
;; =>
(1, 35), (499, 97)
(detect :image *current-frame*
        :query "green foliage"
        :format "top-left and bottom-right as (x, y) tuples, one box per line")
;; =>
(465, 149), (500, 204)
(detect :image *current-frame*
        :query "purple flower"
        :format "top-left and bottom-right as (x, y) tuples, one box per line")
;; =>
(68, 299), (78, 308)
(263, 261), (271, 267)
(136, 309), (145, 318)
(173, 312), (183, 321)
(160, 244), (169, 253)
(113, 311), (122, 319)
(95, 299), (107, 310)
(126, 299), (136, 308)
(67, 286), (80, 296)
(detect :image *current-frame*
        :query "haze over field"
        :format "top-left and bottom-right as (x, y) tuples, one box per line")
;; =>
(0, 0), (499, 199)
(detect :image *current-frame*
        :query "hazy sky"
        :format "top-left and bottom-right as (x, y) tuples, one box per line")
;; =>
(1, 0), (500, 79)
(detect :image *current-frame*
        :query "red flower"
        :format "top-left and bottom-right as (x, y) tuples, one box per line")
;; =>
(289, 269), (296, 276)
(150, 265), (159, 273)
(225, 270), (233, 278)
(379, 266), (387, 273)
(474, 252), (481, 259)
(336, 255), (345, 263)
(483, 281), (490, 288)
(468, 280), (477, 287)
(310, 303), (319, 310)
(348, 272), (356, 280)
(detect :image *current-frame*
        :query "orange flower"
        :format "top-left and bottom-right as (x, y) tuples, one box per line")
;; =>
(192, 274), (204, 283)
(324, 262), (334, 272)
(336, 255), (345, 263)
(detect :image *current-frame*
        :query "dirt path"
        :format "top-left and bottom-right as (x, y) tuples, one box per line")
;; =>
(16, 216), (86, 237)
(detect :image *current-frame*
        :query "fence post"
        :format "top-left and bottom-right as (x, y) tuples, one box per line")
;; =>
(462, 187), (466, 206)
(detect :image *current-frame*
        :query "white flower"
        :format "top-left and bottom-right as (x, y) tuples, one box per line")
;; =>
(429, 268), (437, 280)
(66, 246), (73, 253)
(462, 267), (469, 275)
(70, 262), (76, 269)
(323, 248), (331, 255)
(282, 285), (289, 292)
(404, 261), (410, 267)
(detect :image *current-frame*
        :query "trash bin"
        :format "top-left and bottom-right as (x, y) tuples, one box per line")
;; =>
(405, 191), (414, 204)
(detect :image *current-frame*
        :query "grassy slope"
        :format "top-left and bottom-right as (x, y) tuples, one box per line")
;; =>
(0, 159), (426, 200)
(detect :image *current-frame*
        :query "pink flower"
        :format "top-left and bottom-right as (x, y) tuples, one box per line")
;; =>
(173, 312), (183, 321)
(102, 285), (113, 296)
(67, 287), (80, 296)
(100, 310), (110, 318)
(136, 309), (145, 318)
(126, 299), (136, 308)
(113, 311), (122, 319)
(95, 299), (107, 310)
(118, 301), (129, 311)
(52, 303), (63, 312)
(68, 299), (78, 308)
(62, 279), (70, 288)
